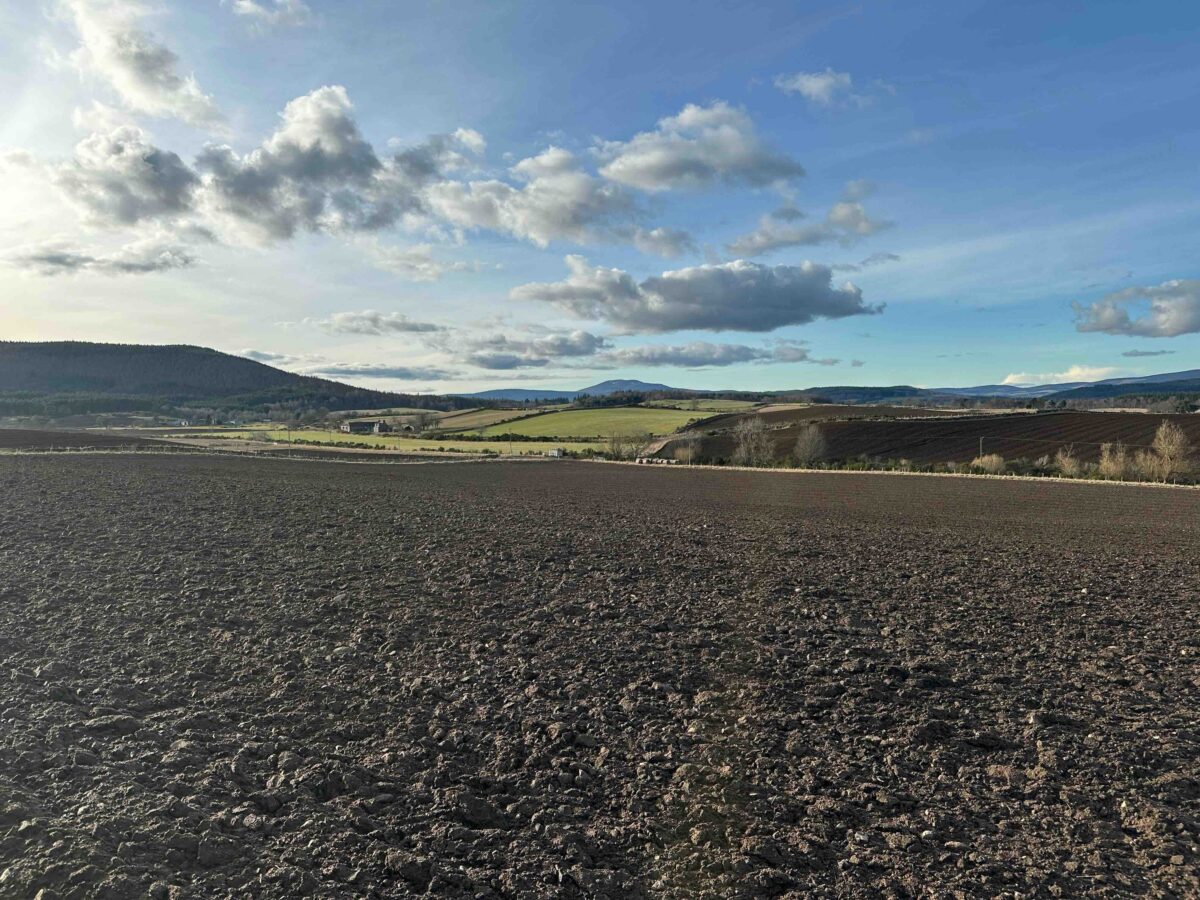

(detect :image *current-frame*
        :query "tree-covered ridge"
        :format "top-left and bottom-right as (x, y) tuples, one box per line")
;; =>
(0, 342), (473, 414)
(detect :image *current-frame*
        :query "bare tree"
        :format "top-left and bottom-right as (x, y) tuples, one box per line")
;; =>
(607, 431), (652, 460)
(1098, 442), (1129, 480)
(1152, 420), (1192, 481)
(1134, 448), (1168, 483)
(792, 424), (827, 467)
(412, 411), (439, 433)
(732, 417), (773, 467)
(674, 431), (703, 464)
(1054, 445), (1081, 478)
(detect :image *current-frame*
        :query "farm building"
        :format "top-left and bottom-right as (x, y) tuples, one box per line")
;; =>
(340, 420), (392, 435)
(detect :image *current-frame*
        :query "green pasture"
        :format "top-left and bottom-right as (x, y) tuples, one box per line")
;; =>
(471, 406), (700, 438)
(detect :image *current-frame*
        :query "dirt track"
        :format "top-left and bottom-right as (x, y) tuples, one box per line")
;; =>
(2, 455), (1199, 898)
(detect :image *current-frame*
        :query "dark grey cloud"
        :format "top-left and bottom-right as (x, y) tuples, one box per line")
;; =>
(599, 339), (839, 368)
(465, 353), (552, 370)
(8, 239), (194, 276)
(1121, 349), (1176, 358)
(54, 127), (199, 226)
(603, 341), (768, 367)
(461, 330), (610, 369)
(302, 310), (445, 336)
(305, 363), (454, 380)
(1074, 279), (1200, 337)
(597, 102), (804, 192)
(512, 255), (881, 333)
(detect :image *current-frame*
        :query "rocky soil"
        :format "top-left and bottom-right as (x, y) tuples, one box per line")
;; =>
(2, 455), (1199, 898)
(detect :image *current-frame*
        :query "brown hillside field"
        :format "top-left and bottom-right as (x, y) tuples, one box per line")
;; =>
(680, 410), (1200, 465)
(692, 403), (971, 433)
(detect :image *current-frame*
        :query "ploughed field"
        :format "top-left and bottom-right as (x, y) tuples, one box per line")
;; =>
(0, 428), (167, 451)
(680, 410), (1200, 465)
(2, 456), (1199, 899)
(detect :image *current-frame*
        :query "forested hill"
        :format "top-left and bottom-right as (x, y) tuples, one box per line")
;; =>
(0, 341), (469, 415)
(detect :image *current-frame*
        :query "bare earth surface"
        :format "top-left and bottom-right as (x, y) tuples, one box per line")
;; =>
(2, 455), (1199, 899)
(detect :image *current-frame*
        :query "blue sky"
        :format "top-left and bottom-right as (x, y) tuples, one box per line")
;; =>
(1, 0), (1198, 391)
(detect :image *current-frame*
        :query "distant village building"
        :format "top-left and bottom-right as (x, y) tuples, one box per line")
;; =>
(545, 447), (565, 458)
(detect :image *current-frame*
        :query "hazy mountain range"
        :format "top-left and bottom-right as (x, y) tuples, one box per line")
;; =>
(465, 370), (1200, 402)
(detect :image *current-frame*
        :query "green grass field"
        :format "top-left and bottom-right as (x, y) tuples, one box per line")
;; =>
(172, 428), (602, 455)
(471, 406), (700, 438)
(642, 399), (761, 412)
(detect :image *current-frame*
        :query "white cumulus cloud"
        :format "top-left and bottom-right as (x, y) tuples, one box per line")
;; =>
(1073, 279), (1200, 338)
(597, 101), (804, 192)
(425, 146), (635, 248)
(62, 0), (224, 130)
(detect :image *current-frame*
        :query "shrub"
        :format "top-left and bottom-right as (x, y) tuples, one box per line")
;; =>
(970, 453), (1007, 474)
(792, 424), (827, 467)
(1054, 446), (1081, 478)
(732, 417), (774, 467)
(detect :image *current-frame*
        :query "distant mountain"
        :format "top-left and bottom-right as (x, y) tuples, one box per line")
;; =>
(933, 370), (1200, 400)
(582, 379), (678, 394)
(1047, 378), (1200, 400)
(463, 369), (1200, 404)
(933, 382), (1090, 399)
(1094, 368), (1200, 386)
(463, 379), (679, 401)
(0, 341), (471, 415)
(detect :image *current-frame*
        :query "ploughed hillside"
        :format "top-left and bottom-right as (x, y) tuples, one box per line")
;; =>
(667, 410), (1200, 465)
(0, 342), (473, 415)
